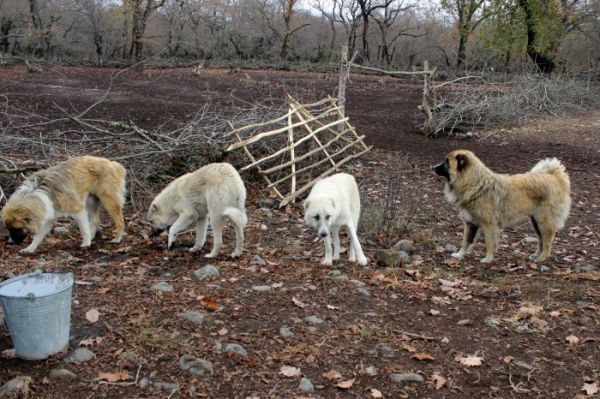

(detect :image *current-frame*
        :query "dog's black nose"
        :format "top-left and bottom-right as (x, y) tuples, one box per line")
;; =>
(320, 232), (328, 238)
(150, 228), (163, 237)
(8, 228), (27, 245)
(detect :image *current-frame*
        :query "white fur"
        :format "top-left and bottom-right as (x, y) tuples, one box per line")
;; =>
(147, 163), (247, 258)
(303, 173), (367, 266)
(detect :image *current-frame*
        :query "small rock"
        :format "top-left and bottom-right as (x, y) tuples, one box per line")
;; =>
(577, 264), (597, 273)
(390, 373), (424, 383)
(280, 326), (294, 338)
(357, 288), (371, 297)
(177, 312), (205, 325)
(259, 199), (276, 210)
(179, 355), (214, 378)
(444, 244), (458, 253)
(304, 315), (324, 325)
(252, 285), (271, 292)
(225, 343), (247, 357)
(331, 274), (349, 282)
(0, 376), (31, 397)
(307, 326), (318, 334)
(49, 369), (77, 380)
(194, 265), (219, 281)
(393, 239), (414, 254)
(298, 378), (314, 393)
(523, 236), (538, 244)
(484, 316), (501, 329)
(53, 226), (70, 236)
(540, 265), (550, 273)
(154, 382), (179, 394)
(151, 281), (173, 292)
(251, 255), (266, 266)
(390, 293), (398, 299)
(375, 343), (395, 358)
(307, 285), (317, 291)
(139, 377), (150, 389)
(350, 279), (366, 287)
(64, 348), (95, 363)
(364, 365), (378, 376)
(376, 249), (410, 266)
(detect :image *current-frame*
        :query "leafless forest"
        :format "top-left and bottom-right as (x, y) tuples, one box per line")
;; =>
(2, 0), (600, 74)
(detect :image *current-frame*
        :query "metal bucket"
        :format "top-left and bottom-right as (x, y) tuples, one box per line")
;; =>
(0, 272), (74, 360)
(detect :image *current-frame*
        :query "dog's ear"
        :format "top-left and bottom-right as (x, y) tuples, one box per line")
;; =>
(456, 153), (469, 171)
(329, 198), (336, 209)
(303, 199), (310, 212)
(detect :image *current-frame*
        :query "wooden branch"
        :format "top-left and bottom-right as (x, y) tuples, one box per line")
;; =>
(287, 108), (296, 202)
(326, 96), (369, 151)
(240, 117), (348, 171)
(279, 145), (372, 207)
(268, 135), (368, 187)
(349, 62), (434, 76)
(288, 100), (336, 168)
(226, 105), (343, 152)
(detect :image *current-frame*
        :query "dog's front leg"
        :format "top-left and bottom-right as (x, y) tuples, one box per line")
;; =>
(73, 210), (93, 248)
(480, 225), (497, 263)
(331, 226), (340, 260)
(190, 216), (208, 253)
(346, 222), (367, 266)
(21, 221), (53, 254)
(167, 214), (193, 250)
(321, 234), (333, 266)
(452, 222), (479, 260)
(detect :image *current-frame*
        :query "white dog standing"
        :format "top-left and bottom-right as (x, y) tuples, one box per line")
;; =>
(304, 173), (368, 266)
(147, 163), (247, 258)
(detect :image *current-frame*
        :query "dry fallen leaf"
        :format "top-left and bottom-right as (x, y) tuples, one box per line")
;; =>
(369, 387), (383, 398)
(457, 354), (484, 367)
(582, 382), (599, 396)
(292, 296), (306, 308)
(566, 335), (580, 346)
(98, 370), (130, 383)
(80, 336), (102, 346)
(430, 372), (447, 390)
(218, 327), (228, 336)
(280, 365), (301, 378)
(85, 309), (100, 323)
(549, 310), (561, 318)
(322, 369), (343, 381)
(336, 378), (355, 389)
(200, 297), (222, 312)
(412, 352), (435, 361)
(0, 348), (16, 359)
(96, 287), (110, 294)
(429, 309), (440, 316)
(503, 356), (515, 364)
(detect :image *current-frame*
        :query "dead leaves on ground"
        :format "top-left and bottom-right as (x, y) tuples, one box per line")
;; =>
(97, 370), (131, 383)
(455, 354), (484, 367)
(280, 365), (301, 378)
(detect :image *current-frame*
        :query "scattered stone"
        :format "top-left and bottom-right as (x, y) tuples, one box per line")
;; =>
(390, 293), (398, 299)
(484, 316), (501, 329)
(53, 226), (70, 235)
(64, 348), (95, 363)
(139, 377), (150, 389)
(259, 199), (277, 210)
(251, 255), (267, 267)
(364, 365), (378, 376)
(376, 249), (410, 266)
(225, 343), (248, 357)
(350, 279), (366, 287)
(304, 315), (324, 325)
(307, 326), (318, 334)
(540, 265), (550, 273)
(177, 312), (205, 325)
(444, 244), (458, 253)
(362, 311), (378, 318)
(194, 265), (219, 281)
(523, 236), (538, 244)
(280, 326), (294, 338)
(375, 343), (395, 358)
(514, 360), (534, 370)
(391, 373), (424, 383)
(0, 376), (31, 397)
(252, 285), (271, 292)
(357, 288), (371, 297)
(307, 285), (317, 291)
(179, 355), (214, 378)
(151, 281), (174, 292)
(213, 342), (222, 352)
(298, 378), (314, 393)
(393, 239), (414, 254)
(577, 264), (597, 273)
(154, 382), (179, 394)
(328, 270), (342, 276)
(331, 274), (349, 282)
(49, 369), (77, 380)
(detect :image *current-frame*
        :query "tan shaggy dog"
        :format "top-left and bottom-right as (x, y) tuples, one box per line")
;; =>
(433, 150), (571, 263)
(2, 156), (126, 254)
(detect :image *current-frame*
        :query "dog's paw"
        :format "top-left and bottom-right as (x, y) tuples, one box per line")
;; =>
(189, 246), (202, 253)
(332, 254), (340, 260)
(80, 243), (91, 249)
(230, 251), (241, 259)
(451, 251), (464, 260)
(357, 256), (368, 266)
(19, 248), (36, 255)
(321, 258), (333, 266)
(205, 253), (218, 259)
(480, 256), (494, 263)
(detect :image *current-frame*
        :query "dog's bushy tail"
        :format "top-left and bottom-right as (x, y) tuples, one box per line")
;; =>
(222, 207), (248, 229)
(531, 158), (570, 189)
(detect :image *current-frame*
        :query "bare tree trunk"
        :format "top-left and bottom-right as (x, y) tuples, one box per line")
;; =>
(27, 0), (46, 56)
(518, 0), (555, 74)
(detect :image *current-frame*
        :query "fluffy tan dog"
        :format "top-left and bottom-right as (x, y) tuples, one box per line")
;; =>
(2, 156), (126, 253)
(433, 150), (571, 263)
(147, 163), (247, 258)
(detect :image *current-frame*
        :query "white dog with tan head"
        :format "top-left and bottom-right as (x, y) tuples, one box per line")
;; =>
(303, 173), (367, 266)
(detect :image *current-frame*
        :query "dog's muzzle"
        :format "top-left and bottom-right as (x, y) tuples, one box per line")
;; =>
(150, 227), (165, 237)
(433, 162), (450, 180)
(8, 228), (27, 245)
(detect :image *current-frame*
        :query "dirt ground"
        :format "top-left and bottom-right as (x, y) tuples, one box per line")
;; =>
(0, 66), (599, 398)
